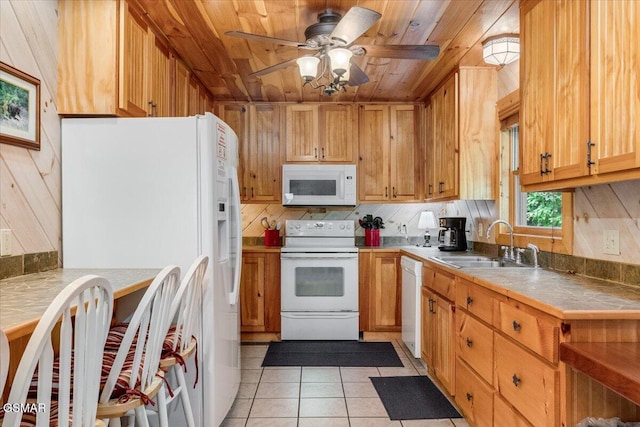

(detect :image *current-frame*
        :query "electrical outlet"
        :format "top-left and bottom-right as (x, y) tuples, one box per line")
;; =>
(603, 229), (620, 255)
(0, 229), (11, 256)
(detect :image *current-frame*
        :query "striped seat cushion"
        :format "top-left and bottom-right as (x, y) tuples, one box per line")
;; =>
(29, 323), (156, 405)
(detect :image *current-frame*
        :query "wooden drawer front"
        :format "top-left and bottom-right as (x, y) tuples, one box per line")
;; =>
(455, 358), (494, 427)
(423, 266), (435, 288)
(497, 301), (559, 363)
(456, 278), (495, 324)
(456, 311), (493, 384)
(494, 334), (559, 427)
(432, 270), (455, 300)
(494, 394), (533, 427)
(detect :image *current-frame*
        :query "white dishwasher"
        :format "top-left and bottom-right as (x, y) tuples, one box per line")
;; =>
(401, 256), (423, 358)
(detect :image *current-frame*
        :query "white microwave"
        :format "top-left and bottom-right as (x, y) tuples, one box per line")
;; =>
(282, 164), (357, 206)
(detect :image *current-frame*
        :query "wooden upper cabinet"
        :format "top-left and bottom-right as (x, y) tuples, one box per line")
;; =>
(520, 0), (639, 190)
(520, 0), (589, 186)
(320, 104), (357, 162)
(426, 68), (496, 202)
(285, 104), (356, 162)
(58, 0), (152, 116)
(148, 35), (171, 117)
(390, 105), (420, 200)
(359, 104), (420, 202)
(286, 105), (319, 161)
(217, 104), (249, 201)
(173, 59), (190, 117)
(590, 0), (640, 175)
(247, 105), (283, 202)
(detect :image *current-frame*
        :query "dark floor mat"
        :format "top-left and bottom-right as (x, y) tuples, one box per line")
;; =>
(261, 341), (403, 367)
(370, 376), (461, 420)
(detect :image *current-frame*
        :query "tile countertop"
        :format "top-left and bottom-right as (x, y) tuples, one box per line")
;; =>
(0, 268), (160, 340)
(400, 246), (640, 319)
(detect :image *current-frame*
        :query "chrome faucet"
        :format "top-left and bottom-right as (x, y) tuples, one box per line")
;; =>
(486, 220), (514, 261)
(527, 243), (540, 268)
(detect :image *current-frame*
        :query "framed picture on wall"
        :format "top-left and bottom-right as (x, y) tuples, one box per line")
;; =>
(0, 62), (40, 150)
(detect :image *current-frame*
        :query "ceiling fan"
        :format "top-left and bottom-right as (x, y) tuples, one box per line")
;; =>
(226, 6), (440, 95)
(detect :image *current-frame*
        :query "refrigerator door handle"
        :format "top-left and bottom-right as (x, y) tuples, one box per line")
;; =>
(228, 169), (242, 306)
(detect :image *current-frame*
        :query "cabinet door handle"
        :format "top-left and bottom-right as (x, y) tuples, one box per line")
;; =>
(512, 374), (521, 387)
(466, 337), (473, 348)
(242, 186), (247, 199)
(466, 392), (473, 401)
(512, 320), (521, 332)
(251, 187), (254, 198)
(438, 182), (444, 194)
(385, 186), (388, 198)
(466, 296), (473, 306)
(587, 140), (596, 168)
(428, 298), (435, 314)
(314, 148), (318, 159)
(392, 187), (397, 198)
(428, 184), (433, 196)
(545, 152), (552, 174)
(321, 147), (325, 159)
(148, 100), (154, 117)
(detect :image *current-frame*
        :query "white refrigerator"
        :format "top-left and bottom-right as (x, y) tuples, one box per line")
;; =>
(61, 113), (242, 426)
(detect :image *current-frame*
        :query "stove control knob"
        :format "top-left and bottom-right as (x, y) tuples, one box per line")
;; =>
(295, 224), (301, 230)
(339, 224), (346, 230)
(346, 224), (352, 230)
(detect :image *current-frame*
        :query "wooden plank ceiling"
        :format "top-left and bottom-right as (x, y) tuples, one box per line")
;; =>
(136, 0), (519, 103)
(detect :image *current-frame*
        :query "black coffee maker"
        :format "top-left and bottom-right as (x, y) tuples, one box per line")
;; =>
(438, 217), (467, 251)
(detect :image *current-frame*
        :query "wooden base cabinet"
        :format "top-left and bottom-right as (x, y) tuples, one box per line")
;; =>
(421, 265), (456, 395)
(240, 251), (280, 333)
(359, 251), (401, 332)
(455, 359), (494, 427)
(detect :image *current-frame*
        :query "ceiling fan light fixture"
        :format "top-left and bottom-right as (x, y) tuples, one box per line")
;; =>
(482, 34), (520, 66)
(327, 47), (353, 78)
(296, 56), (320, 81)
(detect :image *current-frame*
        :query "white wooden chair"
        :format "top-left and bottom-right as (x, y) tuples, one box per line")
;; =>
(3, 275), (114, 427)
(148, 255), (208, 427)
(97, 265), (180, 427)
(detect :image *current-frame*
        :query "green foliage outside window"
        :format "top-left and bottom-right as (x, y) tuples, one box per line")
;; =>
(526, 192), (562, 227)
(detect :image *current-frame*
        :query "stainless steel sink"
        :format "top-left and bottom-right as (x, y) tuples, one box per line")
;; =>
(429, 255), (513, 269)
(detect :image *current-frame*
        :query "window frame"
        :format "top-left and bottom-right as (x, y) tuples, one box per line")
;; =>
(497, 91), (573, 255)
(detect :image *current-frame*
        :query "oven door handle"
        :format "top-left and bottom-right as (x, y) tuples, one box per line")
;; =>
(281, 252), (358, 259)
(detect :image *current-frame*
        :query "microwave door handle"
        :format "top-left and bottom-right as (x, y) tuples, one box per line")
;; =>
(339, 172), (345, 197)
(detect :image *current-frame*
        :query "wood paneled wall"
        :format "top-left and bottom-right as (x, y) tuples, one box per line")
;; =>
(0, 0), (61, 263)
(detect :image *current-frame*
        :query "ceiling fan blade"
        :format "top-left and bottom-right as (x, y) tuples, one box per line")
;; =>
(226, 31), (306, 48)
(249, 58), (299, 78)
(330, 6), (381, 46)
(348, 63), (369, 86)
(358, 44), (441, 60)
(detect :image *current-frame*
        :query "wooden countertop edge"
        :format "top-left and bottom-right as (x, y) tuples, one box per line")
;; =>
(560, 342), (640, 406)
(4, 276), (154, 341)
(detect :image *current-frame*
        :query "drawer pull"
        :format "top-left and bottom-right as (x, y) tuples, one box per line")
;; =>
(512, 320), (521, 332)
(466, 296), (473, 305)
(512, 374), (521, 387)
(466, 337), (473, 348)
(466, 392), (473, 401)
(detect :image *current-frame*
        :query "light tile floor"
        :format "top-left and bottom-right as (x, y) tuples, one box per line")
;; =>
(221, 340), (469, 427)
